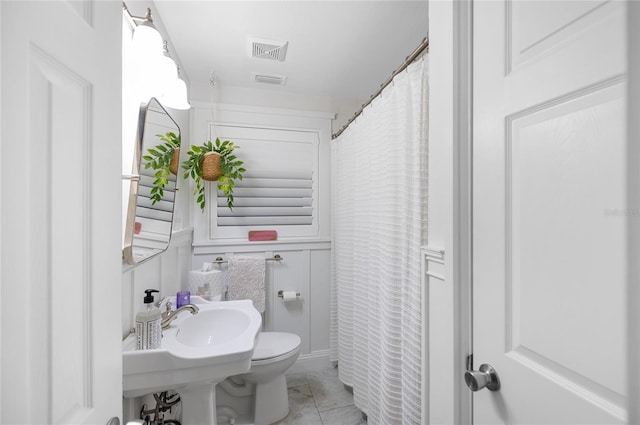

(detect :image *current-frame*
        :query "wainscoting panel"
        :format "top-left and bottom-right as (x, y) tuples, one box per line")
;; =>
(423, 246), (454, 425)
(192, 241), (332, 369)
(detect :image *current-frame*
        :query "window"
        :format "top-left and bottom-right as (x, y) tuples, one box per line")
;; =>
(208, 124), (320, 239)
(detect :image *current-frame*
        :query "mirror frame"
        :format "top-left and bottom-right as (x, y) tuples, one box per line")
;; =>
(123, 97), (180, 265)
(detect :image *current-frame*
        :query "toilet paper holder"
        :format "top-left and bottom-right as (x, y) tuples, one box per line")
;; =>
(277, 290), (300, 299)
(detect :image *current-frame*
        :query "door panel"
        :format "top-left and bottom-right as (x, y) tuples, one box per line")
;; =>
(508, 82), (625, 399)
(30, 45), (94, 423)
(508, 1), (611, 73)
(1, 1), (122, 424)
(473, 1), (626, 423)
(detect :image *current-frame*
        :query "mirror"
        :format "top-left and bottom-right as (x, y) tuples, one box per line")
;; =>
(123, 98), (179, 265)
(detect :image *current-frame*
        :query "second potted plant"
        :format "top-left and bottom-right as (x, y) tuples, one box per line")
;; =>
(182, 138), (246, 211)
(143, 131), (180, 205)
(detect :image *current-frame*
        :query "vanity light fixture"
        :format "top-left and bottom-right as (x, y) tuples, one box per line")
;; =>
(123, 2), (191, 109)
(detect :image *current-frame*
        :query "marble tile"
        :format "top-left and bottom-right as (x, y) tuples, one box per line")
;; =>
(306, 366), (355, 412)
(285, 372), (308, 389)
(277, 366), (367, 425)
(275, 385), (323, 425)
(319, 405), (368, 425)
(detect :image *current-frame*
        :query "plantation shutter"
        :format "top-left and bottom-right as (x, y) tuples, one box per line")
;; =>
(136, 163), (176, 234)
(216, 169), (313, 226)
(210, 124), (319, 238)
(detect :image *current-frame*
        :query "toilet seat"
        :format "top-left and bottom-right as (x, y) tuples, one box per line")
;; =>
(251, 332), (301, 365)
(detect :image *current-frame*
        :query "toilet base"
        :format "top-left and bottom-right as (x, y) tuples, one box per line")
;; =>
(254, 374), (289, 425)
(216, 374), (291, 425)
(216, 332), (301, 425)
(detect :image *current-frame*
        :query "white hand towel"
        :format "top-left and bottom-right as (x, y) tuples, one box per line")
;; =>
(227, 256), (266, 312)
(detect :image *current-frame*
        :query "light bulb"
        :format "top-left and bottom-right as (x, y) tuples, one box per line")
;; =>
(162, 77), (191, 110)
(132, 24), (163, 63)
(156, 54), (177, 97)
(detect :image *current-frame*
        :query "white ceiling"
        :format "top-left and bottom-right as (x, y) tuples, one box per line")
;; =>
(150, 1), (428, 100)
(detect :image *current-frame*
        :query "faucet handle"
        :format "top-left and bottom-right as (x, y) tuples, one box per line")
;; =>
(161, 301), (173, 319)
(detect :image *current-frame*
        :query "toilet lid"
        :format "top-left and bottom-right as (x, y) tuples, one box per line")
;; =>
(252, 332), (301, 361)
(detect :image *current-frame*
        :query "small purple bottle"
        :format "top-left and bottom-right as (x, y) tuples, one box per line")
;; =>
(176, 291), (191, 308)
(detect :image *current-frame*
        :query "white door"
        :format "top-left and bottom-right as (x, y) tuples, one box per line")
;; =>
(472, 1), (627, 423)
(1, 1), (122, 424)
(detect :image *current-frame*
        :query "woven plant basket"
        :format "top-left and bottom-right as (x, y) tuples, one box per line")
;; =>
(202, 152), (222, 181)
(169, 148), (180, 175)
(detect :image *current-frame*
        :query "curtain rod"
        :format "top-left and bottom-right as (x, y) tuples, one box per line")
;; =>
(332, 37), (429, 140)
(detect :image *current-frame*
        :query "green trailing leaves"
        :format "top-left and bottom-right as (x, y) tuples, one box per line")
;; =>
(144, 132), (180, 205)
(182, 137), (246, 212)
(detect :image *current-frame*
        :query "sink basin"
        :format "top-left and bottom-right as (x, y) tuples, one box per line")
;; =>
(175, 307), (251, 347)
(122, 298), (262, 398)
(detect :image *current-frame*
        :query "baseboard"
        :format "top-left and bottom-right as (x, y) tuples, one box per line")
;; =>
(287, 350), (334, 374)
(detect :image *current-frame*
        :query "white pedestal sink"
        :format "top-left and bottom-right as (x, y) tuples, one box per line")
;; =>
(123, 298), (262, 425)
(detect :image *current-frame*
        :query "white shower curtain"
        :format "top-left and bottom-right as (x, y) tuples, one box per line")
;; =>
(330, 57), (428, 425)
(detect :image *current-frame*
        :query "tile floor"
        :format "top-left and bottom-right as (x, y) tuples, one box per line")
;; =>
(276, 366), (368, 425)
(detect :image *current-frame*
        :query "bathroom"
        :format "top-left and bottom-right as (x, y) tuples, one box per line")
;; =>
(1, 1), (638, 425)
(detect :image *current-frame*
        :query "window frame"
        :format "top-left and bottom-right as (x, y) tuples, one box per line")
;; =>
(190, 103), (333, 245)
(209, 123), (320, 239)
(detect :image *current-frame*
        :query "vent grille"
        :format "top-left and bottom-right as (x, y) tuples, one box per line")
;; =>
(249, 37), (288, 61)
(253, 73), (287, 85)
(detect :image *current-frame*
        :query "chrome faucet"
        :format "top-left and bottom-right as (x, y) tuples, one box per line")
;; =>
(161, 301), (199, 329)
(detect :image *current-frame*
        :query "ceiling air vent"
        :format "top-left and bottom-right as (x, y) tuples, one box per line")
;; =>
(253, 73), (287, 86)
(249, 37), (289, 61)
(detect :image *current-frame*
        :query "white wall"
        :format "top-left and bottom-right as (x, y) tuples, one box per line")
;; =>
(190, 81), (363, 136)
(189, 101), (334, 370)
(427, 2), (474, 424)
(427, 1), (466, 424)
(427, 0), (454, 418)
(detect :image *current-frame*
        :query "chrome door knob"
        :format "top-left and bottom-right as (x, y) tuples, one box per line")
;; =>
(464, 363), (500, 392)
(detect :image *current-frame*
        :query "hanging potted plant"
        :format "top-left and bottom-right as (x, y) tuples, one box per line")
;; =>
(182, 138), (246, 211)
(142, 131), (181, 205)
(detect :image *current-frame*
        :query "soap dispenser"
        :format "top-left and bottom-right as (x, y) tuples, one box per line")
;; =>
(135, 289), (161, 350)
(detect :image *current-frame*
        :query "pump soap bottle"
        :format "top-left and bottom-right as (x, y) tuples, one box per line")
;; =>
(135, 289), (162, 350)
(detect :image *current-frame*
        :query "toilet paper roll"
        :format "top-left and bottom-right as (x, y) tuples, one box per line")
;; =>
(281, 290), (298, 301)
(188, 269), (222, 301)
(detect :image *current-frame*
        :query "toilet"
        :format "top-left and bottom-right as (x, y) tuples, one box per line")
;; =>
(216, 331), (302, 425)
